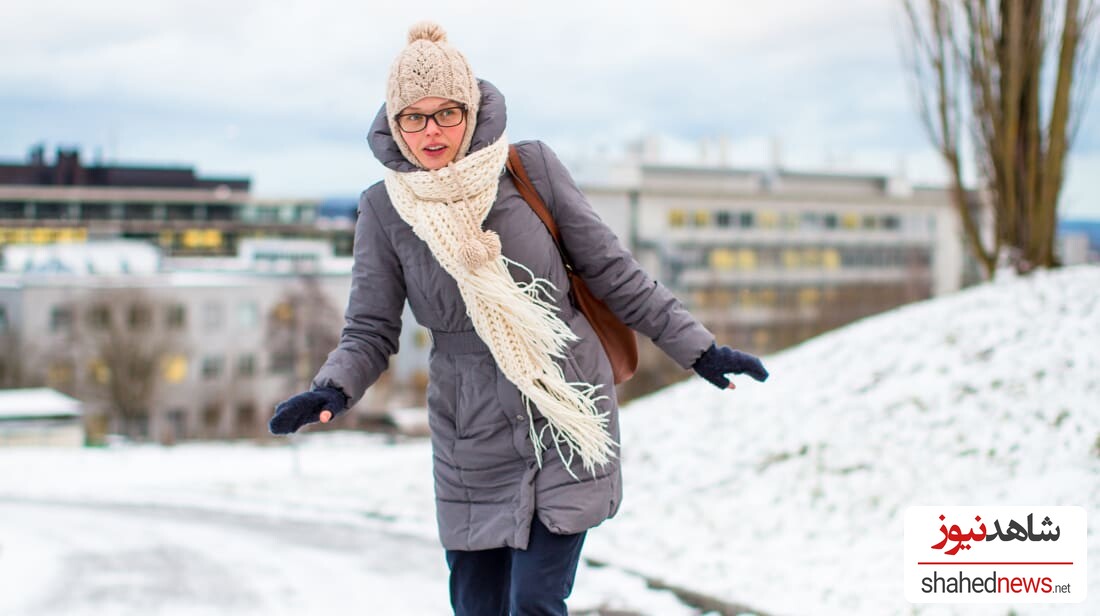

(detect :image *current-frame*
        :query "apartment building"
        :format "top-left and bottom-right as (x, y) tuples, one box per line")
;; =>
(576, 158), (979, 358)
(0, 240), (430, 443)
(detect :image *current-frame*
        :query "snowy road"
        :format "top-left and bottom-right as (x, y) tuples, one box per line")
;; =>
(0, 497), (455, 615)
(0, 496), (705, 615)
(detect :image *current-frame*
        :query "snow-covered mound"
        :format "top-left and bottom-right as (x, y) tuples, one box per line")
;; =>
(590, 265), (1100, 615)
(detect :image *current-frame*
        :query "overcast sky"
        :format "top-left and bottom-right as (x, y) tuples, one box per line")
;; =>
(3, 0), (1098, 217)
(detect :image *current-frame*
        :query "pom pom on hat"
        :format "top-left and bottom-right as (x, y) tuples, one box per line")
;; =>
(408, 21), (447, 44)
(386, 21), (480, 169)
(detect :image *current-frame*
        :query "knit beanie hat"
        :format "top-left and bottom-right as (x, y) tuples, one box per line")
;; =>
(386, 22), (480, 169)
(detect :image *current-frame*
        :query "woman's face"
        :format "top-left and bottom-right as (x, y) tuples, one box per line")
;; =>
(396, 96), (467, 170)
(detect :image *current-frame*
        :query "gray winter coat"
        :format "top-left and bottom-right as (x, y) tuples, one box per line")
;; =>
(312, 80), (715, 551)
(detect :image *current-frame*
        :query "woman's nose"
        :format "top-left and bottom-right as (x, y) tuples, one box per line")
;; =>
(423, 118), (443, 136)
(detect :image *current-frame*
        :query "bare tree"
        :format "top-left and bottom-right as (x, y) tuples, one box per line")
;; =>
(266, 275), (342, 396)
(45, 288), (185, 440)
(901, 0), (1099, 277)
(0, 330), (45, 389)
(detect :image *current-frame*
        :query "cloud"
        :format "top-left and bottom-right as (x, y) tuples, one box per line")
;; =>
(1, 0), (1097, 215)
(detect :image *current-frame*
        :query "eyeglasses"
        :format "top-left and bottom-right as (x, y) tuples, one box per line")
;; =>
(395, 105), (467, 133)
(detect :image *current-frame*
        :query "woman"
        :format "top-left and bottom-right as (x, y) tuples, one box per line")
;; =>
(269, 21), (769, 615)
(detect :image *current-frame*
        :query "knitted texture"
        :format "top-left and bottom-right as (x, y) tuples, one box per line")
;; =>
(692, 342), (770, 389)
(384, 135), (616, 478)
(386, 21), (479, 169)
(269, 386), (348, 434)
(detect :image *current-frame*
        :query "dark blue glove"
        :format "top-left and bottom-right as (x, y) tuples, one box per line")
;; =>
(269, 386), (348, 435)
(692, 342), (769, 389)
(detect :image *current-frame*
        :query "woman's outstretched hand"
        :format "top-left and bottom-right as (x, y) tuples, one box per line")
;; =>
(691, 342), (769, 390)
(269, 387), (348, 435)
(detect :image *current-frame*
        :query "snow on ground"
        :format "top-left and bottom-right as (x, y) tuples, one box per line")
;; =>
(0, 433), (697, 615)
(592, 265), (1100, 615)
(0, 265), (1098, 615)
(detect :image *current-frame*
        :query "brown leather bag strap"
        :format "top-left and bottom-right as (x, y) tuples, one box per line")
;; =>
(505, 144), (575, 273)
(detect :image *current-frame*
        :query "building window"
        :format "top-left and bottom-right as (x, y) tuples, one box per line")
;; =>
(758, 211), (778, 229)
(715, 211), (732, 227)
(201, 356), (224, 379)
(167, 409), (187, 440)
(841, 213), (860, 230)
(236, 403), (257, 432)
(823, 214), (838, 229)
(237, 302), (259, 328)
(738, 248), (757, 270)
(738, 288), (757, 308)
(882, 215), (901, 230)
(237, 354), (255, 377)
(272, 301), (294, 323)
(692, 210), (709, 227)
(801, 248), (822, 268)
(862, 215), (878, 229)
(87, 358), (110, 385)
(801, 212), (821, 229)
(163, 354), (189, 383)
(81, 203), (111, 220)
(709, 248), (736, 270)
(761, 288), (778, 308)
(751, 328), (771, 349)
(781, 213), (799, 229)
(0, 305), (7, 332)
(798, 287), (821, 307)
(207, 205), (234, 221)
(270, 352), (295, 374)
(124, 203), (155, 220)
(122, 412), (150, 439)
(203, 302), (223, 330)
(782, 249), (801, 269)
(668, 210), (686, 228)
(47, 305), (65, 332)
(87, 305), (111, 330)
(0, 201), (25, 218)
(47, 360), (74, 386)
(128, 304), (152, 330)
(167, 304), (187, 329)
(202, 404), (221, 433)
(757, 247), (780, 268)
(739, 212), (755, 228)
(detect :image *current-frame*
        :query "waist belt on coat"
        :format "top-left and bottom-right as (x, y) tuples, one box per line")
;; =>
(430, 329), (490, 355)
(431, 305), (578, 355)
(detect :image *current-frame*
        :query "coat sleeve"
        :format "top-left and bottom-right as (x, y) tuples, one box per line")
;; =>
(311, 188), (405, 406)
(523, 140), (716, 371)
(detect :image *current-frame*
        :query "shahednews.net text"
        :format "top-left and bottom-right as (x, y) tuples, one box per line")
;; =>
(921, 571), (1073, 594)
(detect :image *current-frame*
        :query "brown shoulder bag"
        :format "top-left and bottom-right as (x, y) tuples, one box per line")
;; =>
(505, 144), (639, 384)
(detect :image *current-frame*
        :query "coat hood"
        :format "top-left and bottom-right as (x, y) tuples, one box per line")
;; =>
(368, 79), (508, 173)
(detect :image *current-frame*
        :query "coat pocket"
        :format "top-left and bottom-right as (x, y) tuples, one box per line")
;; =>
(454, 353), (511, 439)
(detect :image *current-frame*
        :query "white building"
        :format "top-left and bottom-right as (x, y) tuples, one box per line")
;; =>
(0, 240), (430, 443)
(573, 154), (978, 353)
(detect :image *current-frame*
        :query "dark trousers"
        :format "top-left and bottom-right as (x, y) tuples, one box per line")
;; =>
(445, 517), (587, 616)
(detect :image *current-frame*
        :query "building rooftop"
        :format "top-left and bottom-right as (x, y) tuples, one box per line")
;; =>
(0, 143), (249, 191)
(0, 388), (83, 420)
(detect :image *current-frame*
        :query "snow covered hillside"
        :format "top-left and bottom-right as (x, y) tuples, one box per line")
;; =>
(0, 265), (1097, 615)
(593, 265), (1100, 615)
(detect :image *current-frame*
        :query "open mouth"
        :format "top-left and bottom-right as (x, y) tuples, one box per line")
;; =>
(424, 145), (446, 152)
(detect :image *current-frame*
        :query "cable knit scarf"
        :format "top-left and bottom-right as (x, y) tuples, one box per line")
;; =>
(383, 135), (616, 478)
